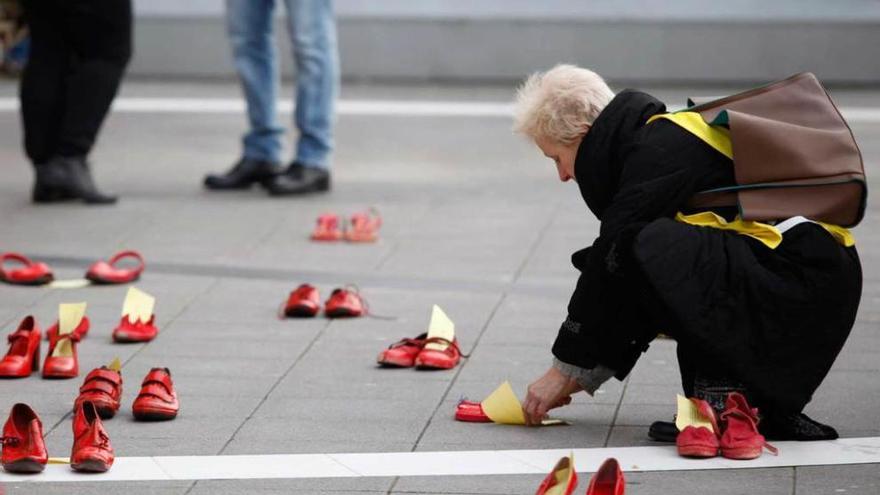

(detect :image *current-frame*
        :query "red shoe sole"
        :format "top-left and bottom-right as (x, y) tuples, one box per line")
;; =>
(285, 305), (319, 318)
(133, 408), (177, 421)
(721, 446), (762, 460)
(71, 459), (111, 473)
(0, 275), (54, 286)
(42, 371), (78, 379)
(2, 459), (46, 473)
(415, 356), (459, 370)
(112, 334), (156, 343)
(377, 356), (415, 368)
(85, 273), (140, 285)
(325, 309), (362, 318)
(677, 444), (719, 458)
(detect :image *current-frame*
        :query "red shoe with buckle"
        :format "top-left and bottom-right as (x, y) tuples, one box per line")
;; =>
(585, 457), (625, 495)
(311, 213), (343, 241)
(414, 337), (462, 370)
(719, 392), (777, 460)
(344, 209), (381, 243)
(0, 316), (42, 378)
(132, 368), (179, 421)
(85, 250), (145, 285)
(284, 284), (321, 317)
(324, 288), (365, 318)
(45, 315), (90, 342)
(1, 403), (48, 473)
(377, 333), (426, 367)
(535, 455), (577, 495)
(71, 401), (114, 472)
(112, 314), (158, 343)
(676, 397), (721, 458)
(74, 367), (123, 419)
(454, 399), (492, 423)
(0, 253), (53, 286)
(43, 330), (80, 379)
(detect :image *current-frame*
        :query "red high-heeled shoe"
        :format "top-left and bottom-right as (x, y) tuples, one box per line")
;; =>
(535, 455), (578, 495)
(43, 331), (81, 379)
(1, 403), (48, 473)
(0, 316), (42, 378)
(74, 366), (123, 419)
(0, 253), (53, 286)
(284, 284), (321, 317)
(585, 458), (624, 495)
(85, 250), (145, 285)
(71, 401), (114, 472)
(132, 368), (179, 421)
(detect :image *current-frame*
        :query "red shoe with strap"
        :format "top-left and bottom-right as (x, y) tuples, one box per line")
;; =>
(132, 368), (179, 421)
(414, 337), (463, 370)
(676, 397), (721, 458)
(377, 333), (427, 367)
(74, 367), (123, 419)
(344, 209), (381, 243)
(45, 315), (90, 342)
(454, 399), (491, 423)
(719, 392), (777, 460)
(535, 455), (578, 495)
(585, 457), (625, 495)
(71, 401), (114, 473)
(1, 403), (48, 473)
(311, 213), (343, 241)
(112, 315), (158, 343)
(42, 330), (80, 379)
(284, 284), (321, 317)
(0, 253), (53, 286)
(85, 250), (145, 284)
(0, 316), (42, 378)
(324, 288), (366, 318)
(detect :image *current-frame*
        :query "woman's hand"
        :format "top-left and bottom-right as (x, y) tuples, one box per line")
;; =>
(522, 366), (582, 426)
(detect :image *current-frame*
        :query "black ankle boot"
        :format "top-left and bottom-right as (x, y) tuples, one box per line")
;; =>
(33, 156), (117, 205)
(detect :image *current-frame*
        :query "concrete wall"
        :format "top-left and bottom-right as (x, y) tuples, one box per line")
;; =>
(130, 0), (880, 84)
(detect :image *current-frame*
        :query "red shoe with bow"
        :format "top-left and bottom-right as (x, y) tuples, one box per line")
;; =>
(74, 367), (123, 419)
(1, 403), (48, 473)
(585, 457), (625, 495)
(71, 401), (114, 472)
(720, 392), (777, 460)
(324, 288), (365, 318)
(43, 329), (81, 379)
(535, 455), (578, 495)
(85, 250), (145, 285)
(0, 253), (53, 286)
(284, 284), (321, 317)
(414, 337), (463, 370)
(377, 333), (426, 367)
(45, 315), (90, 341)
(132, 368), (179, 421)
(0, 316), (42, 378)
(112, 315), (158, 343)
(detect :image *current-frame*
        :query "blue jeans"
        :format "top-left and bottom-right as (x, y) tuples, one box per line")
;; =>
(226, 0), (338, 169)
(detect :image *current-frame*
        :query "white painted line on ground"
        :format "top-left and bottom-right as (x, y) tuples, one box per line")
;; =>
(0, 97), (878, 121)
(2, 437), (878, 483)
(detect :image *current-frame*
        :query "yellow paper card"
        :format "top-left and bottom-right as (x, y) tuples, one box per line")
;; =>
(545, 454), (575, 495)
(424, 305), (455, 352)
(121, 287), (155, 322)
(108, 357), (122, 372)
(482, 381), (527, 425)
(47, 279), (92, 289)
(675, 394), (714, 432)
(59, 303), (87, 335)
(48, 457), (70, 464)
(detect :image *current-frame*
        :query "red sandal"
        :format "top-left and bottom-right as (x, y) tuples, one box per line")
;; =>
(311, 213), (343, 241)
(0, 253), (53, 286)
(344, 209), (381, 243)
(85, 250), (145, 284)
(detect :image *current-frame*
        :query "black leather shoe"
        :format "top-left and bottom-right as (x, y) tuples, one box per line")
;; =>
(204, 158), (281, 190)
(759, 412), (838, 441)
(648, 420), (678, 443)
(265, 162), (331, 196)
(32, 156), (117, 205)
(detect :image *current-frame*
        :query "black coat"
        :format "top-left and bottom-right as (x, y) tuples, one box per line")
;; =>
(551, 91), (862, 414)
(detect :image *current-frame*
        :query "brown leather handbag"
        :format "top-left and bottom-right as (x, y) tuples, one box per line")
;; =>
(687, 72), (866, 227)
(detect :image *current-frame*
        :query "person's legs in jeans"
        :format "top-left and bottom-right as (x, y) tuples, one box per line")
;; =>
(283, 0), (338, 169)
(227, 0), (283, 164)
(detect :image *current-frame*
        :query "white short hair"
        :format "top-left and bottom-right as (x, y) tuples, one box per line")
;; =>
(513, 64), (615, 145)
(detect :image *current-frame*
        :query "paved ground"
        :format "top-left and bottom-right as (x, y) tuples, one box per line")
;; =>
(0, 79), (878, 494)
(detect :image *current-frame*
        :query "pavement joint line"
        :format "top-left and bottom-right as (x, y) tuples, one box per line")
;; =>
(603, 375), (633, 448)
(3, 437), (879, 483)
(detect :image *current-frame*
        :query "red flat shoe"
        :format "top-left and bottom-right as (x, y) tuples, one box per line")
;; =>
(74, 367), (123, 419)
(0, 316), (42, 378)
(414, 337), (463, 370)
(676, 397), (720, 458)
(42, 331), (80, 379)
(454, 400), (491, 423)
(1, 403), (48, 473)
(585, 458), (624, 495)
(344, 209), (381, 243)
(45, 315), (90, 342)
(132, 368), (179, 421)
(284, 284), (321, 317)
(377, 333), (427, 367)
(311, 213), (343, 241)
(535, 455), (577, 495)
(85, 250), (145, 285)
(71, 401), (114, 473)
(719, 392), (777, 460)
(324, 288), (365, 318)
(0, 253), (53, 286)
(112, 314), (158, 343)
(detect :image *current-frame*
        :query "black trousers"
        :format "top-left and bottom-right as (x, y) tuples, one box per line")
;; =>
(20, 0), (132, 165)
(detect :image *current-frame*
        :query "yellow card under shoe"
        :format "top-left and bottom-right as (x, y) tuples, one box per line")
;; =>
(424, 305), (455, 352)
(121, 287), (155, 323)
(675, 394), (715, 432)
(481, 381), (567, 426)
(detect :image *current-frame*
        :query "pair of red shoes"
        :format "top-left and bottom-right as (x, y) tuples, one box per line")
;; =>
(1, 401), (113, 473)
(311, 210), (381, 243)
(535, 456), (624, 495)
(75, 366), (179, 421)
(676, 392), (777, 460)
(283, 284), (366, 318)
(0, 315), (89, 379)
(0, 251), (145, 286)
(376, 333), (463, 370)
